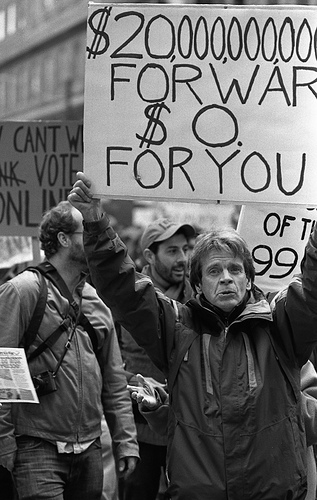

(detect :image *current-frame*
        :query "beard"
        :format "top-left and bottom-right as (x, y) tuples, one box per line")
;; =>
(154, 256), (186, 286)
(68, 242), (89, 273)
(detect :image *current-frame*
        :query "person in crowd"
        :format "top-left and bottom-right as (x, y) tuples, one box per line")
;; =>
(139, 218), (196, 302)
(130, 363), (317, 500)
(0, 200), (139, 500)
(116, 217), (195, 500)
(69, 172), (317, 500)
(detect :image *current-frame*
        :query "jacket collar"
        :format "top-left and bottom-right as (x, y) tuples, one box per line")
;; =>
(187, 284), (272, 332)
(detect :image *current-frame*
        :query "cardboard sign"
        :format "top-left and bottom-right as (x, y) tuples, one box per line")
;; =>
(237, 205), (317, 293)
(85, 3), (317, 205)
(0, 121), (83, 236)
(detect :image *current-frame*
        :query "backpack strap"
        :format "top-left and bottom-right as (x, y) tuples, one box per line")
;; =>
(20, 269), (48, 355)
(162, 299), (198, 394)
(27, 317), (71, 362)
(29, 262), (100, 355)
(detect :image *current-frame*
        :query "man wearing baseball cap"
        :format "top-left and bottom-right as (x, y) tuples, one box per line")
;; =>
(140, 218), (196, 302)
(117, 217), (196, 500)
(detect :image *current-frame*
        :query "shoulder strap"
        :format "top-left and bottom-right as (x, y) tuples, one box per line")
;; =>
(27, 317), (71, 362)
(20, 269), (48, 355)
(32, 262), (100, 354)
(164, 300), (198, 394)
(265, 325), (300, 403)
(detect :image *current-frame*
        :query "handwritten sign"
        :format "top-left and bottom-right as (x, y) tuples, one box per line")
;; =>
(237, 204), (317, 293)
(85, 3), (317, 205)
(0, 121), (83, 236)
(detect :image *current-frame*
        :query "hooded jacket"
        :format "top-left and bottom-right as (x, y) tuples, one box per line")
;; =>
(83, 215), (317, 500)
(117, 262), (192, 446)
(0, 266), (139, 467)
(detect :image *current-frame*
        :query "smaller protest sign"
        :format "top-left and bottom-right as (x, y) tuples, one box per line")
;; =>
(237, 204), (317, 293)
(0, 121), (83, 236)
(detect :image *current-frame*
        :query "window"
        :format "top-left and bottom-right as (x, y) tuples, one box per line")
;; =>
(7, 3), (16, 35)
(17, 0), (27, 30)
(0, 75), (6, 114)
(29, 57), (41, 101)
(72, 36), (85, 92)
(6, 72), (18, 109)
(0, 10), (5, 41)
(17, 64), (29, 106)
(43, 0), (56, 11)
(43, 52), (56, 99)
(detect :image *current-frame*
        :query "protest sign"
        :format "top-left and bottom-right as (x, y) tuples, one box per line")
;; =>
(0, 121), (83, 236)
(237, 204), (317, 293)
(85, 3), (317, 205)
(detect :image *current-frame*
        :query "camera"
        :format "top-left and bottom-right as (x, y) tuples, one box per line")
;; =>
(32, 370), (57, 397)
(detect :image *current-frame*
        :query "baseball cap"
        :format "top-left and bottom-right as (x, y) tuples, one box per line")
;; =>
(140, 218), (196, 253)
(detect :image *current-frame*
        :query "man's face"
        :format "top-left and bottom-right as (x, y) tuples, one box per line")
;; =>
(196, 250), (250, 313)
(150, 233), (190, 286)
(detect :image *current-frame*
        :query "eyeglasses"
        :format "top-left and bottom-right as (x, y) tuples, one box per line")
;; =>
(72, 231), (84, 235)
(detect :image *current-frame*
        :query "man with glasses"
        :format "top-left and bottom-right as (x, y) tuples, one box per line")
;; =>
(0, 200), (139, 500)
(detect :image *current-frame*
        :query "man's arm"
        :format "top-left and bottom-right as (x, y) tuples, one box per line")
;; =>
(99, 319), (140, 461)
(272, 225), (317, 366)
(68, 172), (173, 374)
(81, 285), (139, 472)
(0, 278), (33, 470)
(128, 375), (169, 436)
(101, 329), (139, 479)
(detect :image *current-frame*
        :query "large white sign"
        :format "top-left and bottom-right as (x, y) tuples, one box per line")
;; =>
(237, 205), (317, 293)
(85, 3), (317, 205)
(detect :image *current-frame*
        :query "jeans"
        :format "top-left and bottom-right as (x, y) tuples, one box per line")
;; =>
(0, 465), (16, 500)
(119, 441), (167, 500)
(13, 436), (103, 500)
(101, 416), (118, 500)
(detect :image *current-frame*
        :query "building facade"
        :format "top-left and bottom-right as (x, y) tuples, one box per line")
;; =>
(0, 0), (86, 121)
(1, 0), (315, 121)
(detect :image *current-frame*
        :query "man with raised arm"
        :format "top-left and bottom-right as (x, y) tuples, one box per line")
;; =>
(0, 200), (139, 500)
(68, 172), (317, 500)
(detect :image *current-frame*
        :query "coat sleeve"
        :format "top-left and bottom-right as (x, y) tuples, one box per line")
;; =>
(81, 284), (139, 462)
(300, 360), (317, 447)
(139, 387), (170, 436)
(272, 226), (317, 366)
(99, 318), (139, 461)
(0, 273), (40, 466)
(83, 215), (175, 375)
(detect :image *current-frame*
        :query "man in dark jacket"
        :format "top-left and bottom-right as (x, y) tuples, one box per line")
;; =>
(69, 172), (317, 500)
(0, 201), (139, 500)
(117, 217), (195, 500)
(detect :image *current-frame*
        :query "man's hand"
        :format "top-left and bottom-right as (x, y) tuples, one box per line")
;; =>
(127, 374), (162, 409)
(68, 172), (102, 222)
(118, 456), (138, 479)
(1, 451), (16, 472)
